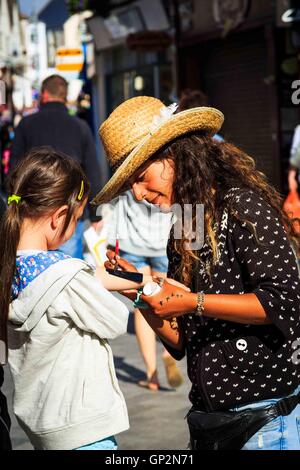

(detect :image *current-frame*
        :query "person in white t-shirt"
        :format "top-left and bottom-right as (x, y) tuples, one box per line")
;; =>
(288, 125), (300, 192)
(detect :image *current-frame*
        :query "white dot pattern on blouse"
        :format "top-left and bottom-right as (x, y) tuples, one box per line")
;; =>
(166, 188), (300, 411)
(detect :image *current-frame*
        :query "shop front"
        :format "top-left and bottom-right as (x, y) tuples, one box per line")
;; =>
(104, 48), (173, 115)
(178, 0), (300, 192)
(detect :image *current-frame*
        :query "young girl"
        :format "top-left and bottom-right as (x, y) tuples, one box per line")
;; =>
(0, 147), (162, 451)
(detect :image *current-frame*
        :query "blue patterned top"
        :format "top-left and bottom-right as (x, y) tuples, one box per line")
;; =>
(12, 251), (71, 300)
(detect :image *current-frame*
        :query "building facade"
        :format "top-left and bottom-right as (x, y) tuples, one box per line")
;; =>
(86, 0), (174, 181)
(177, 0), (300, 192)
(0, 0), (27, 112)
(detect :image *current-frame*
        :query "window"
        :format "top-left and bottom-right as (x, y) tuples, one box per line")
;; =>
(47, 29), (64, 68)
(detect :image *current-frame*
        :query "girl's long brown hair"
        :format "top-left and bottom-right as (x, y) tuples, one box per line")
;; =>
(149, 132), (300, 285)
(0, 147), (90, 348)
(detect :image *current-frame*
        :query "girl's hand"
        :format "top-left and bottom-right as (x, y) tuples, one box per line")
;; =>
(141, 281), (195, 318)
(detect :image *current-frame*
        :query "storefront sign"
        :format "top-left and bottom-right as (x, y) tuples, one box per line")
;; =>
(126, 31), (172, 51)
(55, 47), (84, 73)
(277, 1), (300, 27)
(282, 9), (300, 23)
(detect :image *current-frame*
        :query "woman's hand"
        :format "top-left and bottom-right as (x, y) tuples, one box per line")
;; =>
(105, 250), (138, 272)
(105, 250), (190, 303)
(141, 280), (196, 319)
(104, 250), (141, 299)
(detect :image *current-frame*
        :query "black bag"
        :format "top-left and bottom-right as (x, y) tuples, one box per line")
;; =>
(187, 391), (300, 450)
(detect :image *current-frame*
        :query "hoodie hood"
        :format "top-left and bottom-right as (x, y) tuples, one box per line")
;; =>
(9, 256), (92, 332)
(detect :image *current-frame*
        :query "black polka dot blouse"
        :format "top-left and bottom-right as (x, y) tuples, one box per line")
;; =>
(165, 188), (300, 412)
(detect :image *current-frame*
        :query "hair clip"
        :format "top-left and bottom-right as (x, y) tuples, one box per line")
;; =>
(77, 180), (84, 201)
(7, 194), (21, 205)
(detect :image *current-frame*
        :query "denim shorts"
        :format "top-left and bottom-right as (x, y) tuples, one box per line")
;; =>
(230, 385), (300, 450)
(75, 436), (117, 450)
(119, 250), (168, 273)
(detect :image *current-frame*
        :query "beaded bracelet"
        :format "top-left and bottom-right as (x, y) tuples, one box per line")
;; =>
(195, 292), (205, 316)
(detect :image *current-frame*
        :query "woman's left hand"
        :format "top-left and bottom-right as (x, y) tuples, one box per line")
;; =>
(141, 280), (196, 318)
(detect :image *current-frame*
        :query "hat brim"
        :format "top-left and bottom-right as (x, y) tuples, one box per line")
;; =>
(91, 107), (224, 205)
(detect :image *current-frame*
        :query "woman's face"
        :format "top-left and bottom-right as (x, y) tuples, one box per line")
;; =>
(130, 159), (174, 208)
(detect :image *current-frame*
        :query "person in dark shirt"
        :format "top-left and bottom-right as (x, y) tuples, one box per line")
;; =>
(0, 191), (6, 216)
(94, 96), (300, 450)
(9, 75), (102, 259)
(288, 125), (300, 193)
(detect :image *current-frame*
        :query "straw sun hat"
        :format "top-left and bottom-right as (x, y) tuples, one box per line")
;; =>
(92, 96), (224, 205)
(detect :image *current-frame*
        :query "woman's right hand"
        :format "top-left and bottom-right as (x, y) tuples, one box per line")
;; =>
(105, 250), (143, 300)
(105, 249), (138, 272)
(105, 250), (190, 300)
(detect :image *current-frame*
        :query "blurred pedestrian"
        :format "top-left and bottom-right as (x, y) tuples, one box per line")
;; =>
(96, 96), (300, 450)
(0, 191), (5, 215)
(1, 123), (14, 182)
(107, 190), (183, 390)
(286, 126), (300, 267)
(288, 124), (300, 193)
(0, 110), (14, 189)
(9, 74), (102, 259)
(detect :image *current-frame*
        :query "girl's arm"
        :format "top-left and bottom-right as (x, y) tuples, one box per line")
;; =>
(101, 251), (191, 293)
(94, 266), (152, 291)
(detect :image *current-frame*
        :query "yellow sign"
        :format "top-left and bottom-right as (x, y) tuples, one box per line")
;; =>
(55, 47), (84, 72)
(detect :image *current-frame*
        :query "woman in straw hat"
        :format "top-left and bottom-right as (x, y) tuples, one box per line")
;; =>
(93, 96), (300, 450)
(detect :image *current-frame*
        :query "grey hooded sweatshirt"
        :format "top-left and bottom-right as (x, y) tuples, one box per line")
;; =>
(8, 253), (129, 450)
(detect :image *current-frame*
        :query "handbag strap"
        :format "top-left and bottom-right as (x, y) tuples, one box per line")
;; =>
(273, 391), (300, 417)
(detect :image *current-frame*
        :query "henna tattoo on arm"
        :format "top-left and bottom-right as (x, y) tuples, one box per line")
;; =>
(159, 292), (183, 306)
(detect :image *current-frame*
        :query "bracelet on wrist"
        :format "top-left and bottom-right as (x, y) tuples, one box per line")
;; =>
(195, 292), (205, 317)
(133, 288), (149, 309)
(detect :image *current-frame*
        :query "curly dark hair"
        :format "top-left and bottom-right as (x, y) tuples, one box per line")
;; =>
(144, 132), (300, 285)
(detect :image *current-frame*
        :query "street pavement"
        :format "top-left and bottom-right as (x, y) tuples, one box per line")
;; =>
(3, 296), (191, 451)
